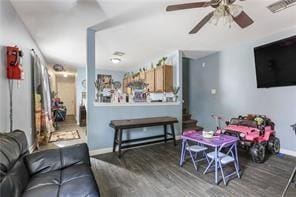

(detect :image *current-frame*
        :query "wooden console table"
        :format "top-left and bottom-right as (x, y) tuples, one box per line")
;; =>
(109, 116), (178, 158)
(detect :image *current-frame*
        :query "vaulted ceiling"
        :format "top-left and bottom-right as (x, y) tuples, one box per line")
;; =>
(11, 0), (296, 70)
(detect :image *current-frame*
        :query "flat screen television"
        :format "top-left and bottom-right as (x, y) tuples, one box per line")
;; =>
(254, 35), (296, 88)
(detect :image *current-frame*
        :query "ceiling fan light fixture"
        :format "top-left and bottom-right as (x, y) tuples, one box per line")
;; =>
(166, 0), (254, 33)
(209, 3), (242, 28)
(224, 14), (233, 27)
(229, 4), (243, 17)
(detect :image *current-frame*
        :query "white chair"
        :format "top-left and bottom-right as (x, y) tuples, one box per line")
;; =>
(204, 142), (240, 185)
(183, 141), (209, 171)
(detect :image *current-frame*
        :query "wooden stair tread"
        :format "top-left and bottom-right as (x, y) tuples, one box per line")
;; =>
(182, 119), (197, 124)
(183, 126), (204, 132)
(182, 113), (192, 121)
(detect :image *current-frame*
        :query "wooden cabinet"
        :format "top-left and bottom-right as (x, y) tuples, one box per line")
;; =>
(155, 67), (164, 92)
(145, 70), (155, 92)
(123, 65), (173, 93)
(139, 71), (146, 81)
(154, 65), (173, 92)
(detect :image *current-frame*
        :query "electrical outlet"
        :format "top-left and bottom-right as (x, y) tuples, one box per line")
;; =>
(211, 89), (217, 95)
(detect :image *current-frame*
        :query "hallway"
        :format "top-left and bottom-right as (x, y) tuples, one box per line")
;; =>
(39, 115), (86, 150)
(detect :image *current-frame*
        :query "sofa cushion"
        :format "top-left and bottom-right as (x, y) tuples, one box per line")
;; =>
(23, 164), (99, 197)
(60, 164), (99, 197)
(0, 130), (28, 178)
(25, 143), (90, 175)
(0, 159), (30, 197)
(0, 130), (29, 197)
(22, 170), (60, 197)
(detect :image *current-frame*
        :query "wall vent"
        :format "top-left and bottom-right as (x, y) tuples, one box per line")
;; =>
(267, 0), (296, 13)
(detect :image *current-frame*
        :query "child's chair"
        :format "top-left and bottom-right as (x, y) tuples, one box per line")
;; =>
(204, 141), (240, 185)
(181, 141), (209, 171)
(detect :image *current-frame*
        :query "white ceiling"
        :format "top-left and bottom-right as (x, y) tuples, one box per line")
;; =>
(11, 0), (296, 70)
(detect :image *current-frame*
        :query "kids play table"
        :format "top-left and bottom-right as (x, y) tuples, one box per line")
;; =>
(180, 131), (240, 184)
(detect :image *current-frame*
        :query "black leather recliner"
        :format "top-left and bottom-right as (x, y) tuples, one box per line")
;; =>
(0, 130), (100, 197)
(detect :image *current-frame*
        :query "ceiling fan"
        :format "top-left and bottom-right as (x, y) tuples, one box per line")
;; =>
(166, 0), (254, 34)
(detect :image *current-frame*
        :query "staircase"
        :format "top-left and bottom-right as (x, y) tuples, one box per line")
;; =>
(182, 109), (203, 133)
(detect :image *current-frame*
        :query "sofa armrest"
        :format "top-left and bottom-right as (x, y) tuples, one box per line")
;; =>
(25, 143), (90, 175)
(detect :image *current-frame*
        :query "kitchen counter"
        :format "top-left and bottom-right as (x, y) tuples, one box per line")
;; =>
(93, 101), (181, 107)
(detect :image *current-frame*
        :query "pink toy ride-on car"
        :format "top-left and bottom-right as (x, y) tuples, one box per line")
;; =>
(216, 115), (280, 163)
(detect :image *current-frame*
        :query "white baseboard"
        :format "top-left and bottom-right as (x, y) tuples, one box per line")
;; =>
(280, 148), (296, 157)
(175, 135), (181, 140)
(89, 135), (182, 156)
(89, 147), (113, 156)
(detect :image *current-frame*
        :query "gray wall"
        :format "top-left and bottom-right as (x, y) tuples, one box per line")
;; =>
(189, 27), (296, 152)
(0, 0), (47, 147)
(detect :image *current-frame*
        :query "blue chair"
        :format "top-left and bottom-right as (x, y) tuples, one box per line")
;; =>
(204, 141), (240, 185)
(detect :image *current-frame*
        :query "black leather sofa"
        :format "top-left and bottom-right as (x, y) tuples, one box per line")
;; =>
(0, 130), (100, 197)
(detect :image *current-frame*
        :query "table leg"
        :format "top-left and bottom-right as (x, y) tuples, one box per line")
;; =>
(118, 129), (123, 158)
(113, 129), (118, 152)
(234, 142), (240, 172)
(164, 124), (167, 143)
(170, 124), (177, 146)
(180, 139), (186, 166)
(215, 147), (218, 184)
(282, 167), (296, 197)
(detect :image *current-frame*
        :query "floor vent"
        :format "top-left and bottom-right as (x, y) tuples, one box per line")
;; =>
(267, 0), (296, 13)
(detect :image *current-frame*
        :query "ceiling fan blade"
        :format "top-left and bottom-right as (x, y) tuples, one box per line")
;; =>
(166, 2), (211, 11)
(233, 11), (254, 28)
(189, 11), (214, 34)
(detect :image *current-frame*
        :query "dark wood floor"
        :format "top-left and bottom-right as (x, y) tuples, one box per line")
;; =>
(91, 142), (296, 197)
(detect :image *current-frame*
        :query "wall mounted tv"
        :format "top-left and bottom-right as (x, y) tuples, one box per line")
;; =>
(254, 35), (296, 88)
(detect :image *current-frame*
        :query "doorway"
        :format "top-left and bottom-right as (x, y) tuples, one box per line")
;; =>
(39, 72), (86, 150)
(56, 75), (76, 116)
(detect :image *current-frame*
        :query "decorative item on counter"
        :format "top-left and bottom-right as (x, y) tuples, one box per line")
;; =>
(125, 94), (129, 103)
(162, 92), (167, 102)
(97, 74), (112, 89)
(128, 79), (148, 90)
(112, 81), (121, 90)
(161, 56), (167, 66)
(94, 74), (113, 103)
(173, 86), (180, 102)
(133, 89), (147, 102)
(146, 91), (151, 103)
(156, 56), (168, 67)
(94, 81), (102, 102)
(165, 92), (174, 102)
(150, 63), (154, 69)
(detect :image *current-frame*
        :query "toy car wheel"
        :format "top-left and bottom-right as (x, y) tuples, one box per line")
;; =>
(250, 143), (266, 163)
(268, 136), (280, 154)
